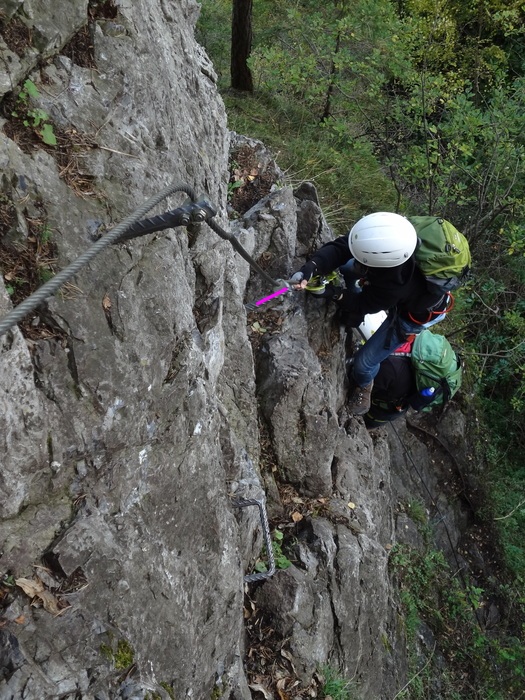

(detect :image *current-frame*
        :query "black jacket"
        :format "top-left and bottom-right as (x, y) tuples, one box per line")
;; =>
(364, 355), (417, 429)
(304, 234), (446, 326)
(372, 355), (417, 408)
(369, 353), (437, 418)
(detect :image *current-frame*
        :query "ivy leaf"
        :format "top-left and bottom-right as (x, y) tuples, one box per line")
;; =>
(23, 79), (40, 99)
(251, 321), (267, 334)
(39, 123), (57, 146)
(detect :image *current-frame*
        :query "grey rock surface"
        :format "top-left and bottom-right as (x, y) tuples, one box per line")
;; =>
(0, 1), (246, 698)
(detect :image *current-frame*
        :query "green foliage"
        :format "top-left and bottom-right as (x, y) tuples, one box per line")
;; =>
(227, 178), (243, 200)
(271, 529), (292, 569)
(11, 79), (57, 146)
(199, 0), (399, 228)
(114, 639), (134, 670)
(319, 665), (356, 700)
(390, 543), (525, 697)
(457, 266), (525, 456)
(40, 223), (53, 244)
(38, 267), (54, 284)
(210, 683), (224, 700)
(99, 643), (113, 662)
(221, 90), (397, 229)
(21, 78), (39, 100)
(249, 0), (409, 122)
(160, 681), (175, 699)
(405, 499), (427, 525)
(254, 528), (292, 572)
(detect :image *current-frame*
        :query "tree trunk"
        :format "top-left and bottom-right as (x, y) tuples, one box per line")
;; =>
(231, 0), (254, 92)
(320, 30), (341, 122)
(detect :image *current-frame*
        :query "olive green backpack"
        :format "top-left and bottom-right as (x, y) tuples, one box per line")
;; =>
(411, 330), (463, 411)
(408, 216), (472, 295)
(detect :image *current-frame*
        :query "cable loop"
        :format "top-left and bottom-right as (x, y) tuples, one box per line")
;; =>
(232, 497), (276, 582)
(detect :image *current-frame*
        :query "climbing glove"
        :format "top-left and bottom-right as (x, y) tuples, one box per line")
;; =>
(290, 260), (318, 285)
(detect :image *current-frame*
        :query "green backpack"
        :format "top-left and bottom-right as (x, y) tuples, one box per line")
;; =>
(408, 216), (472, 295)
(411, 330), (462, 411)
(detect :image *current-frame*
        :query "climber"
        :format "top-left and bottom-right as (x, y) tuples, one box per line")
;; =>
(361, 341), (416, 429)
(291, 212), (450, 415)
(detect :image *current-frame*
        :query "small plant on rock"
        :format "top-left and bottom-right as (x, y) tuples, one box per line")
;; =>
(254, 528), (292, 572)
(11, 79), (57, 146)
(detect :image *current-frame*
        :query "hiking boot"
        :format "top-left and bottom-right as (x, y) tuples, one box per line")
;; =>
(347, 381), (374, 415)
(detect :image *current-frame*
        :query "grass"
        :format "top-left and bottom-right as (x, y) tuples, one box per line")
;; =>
(222, 89), (398, 233)
(320, 665), (357, 700)
(405, 499), (427, 526)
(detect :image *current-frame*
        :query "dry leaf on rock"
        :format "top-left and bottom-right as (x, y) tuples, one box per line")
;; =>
(248, 682), (273, 699)
(291, 511), (303, 523)
(280, 648), (297, 675)
(37, 589), (62, 615)
(15, 577), (44, 597)
(15, 577), (64, 615)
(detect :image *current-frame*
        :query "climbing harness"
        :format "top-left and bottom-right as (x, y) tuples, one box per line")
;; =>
(0, 180), (281, 583)
(407, 292), (455, 326)
(231, 497), (276, 582)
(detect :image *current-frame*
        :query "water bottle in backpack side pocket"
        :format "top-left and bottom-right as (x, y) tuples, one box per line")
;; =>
(411, 386), (436, 412)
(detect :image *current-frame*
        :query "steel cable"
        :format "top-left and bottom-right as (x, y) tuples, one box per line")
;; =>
(207, 218), (280, 288)
(232, 497), (276, 582)
(0, 182), (196, 338)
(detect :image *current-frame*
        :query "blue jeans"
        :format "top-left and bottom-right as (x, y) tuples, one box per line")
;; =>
(351, 314), (424, 386)
(340, 260), (445, 387)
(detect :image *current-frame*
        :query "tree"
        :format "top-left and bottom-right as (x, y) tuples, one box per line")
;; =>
(231, 0), (254, 91)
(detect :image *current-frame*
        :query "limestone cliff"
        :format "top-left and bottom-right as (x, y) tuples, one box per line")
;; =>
(0, 2), (474, 699)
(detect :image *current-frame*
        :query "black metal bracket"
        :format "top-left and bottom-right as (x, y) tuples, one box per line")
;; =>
(117, 199), (217, 242)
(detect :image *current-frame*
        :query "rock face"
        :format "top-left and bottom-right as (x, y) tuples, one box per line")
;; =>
(0, 2), (474, 699)
(1, 2), (250, 698)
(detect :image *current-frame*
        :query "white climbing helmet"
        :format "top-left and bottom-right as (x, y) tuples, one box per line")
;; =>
(348, 212), (417, 268)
